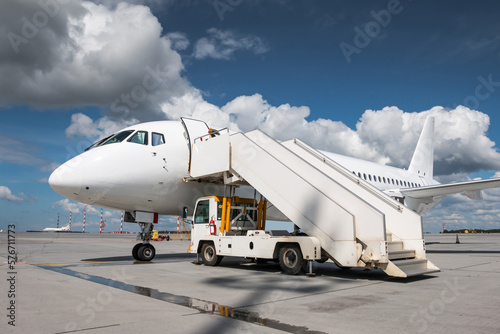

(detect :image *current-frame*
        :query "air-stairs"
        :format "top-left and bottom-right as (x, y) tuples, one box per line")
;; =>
(187, 128), (439, 277)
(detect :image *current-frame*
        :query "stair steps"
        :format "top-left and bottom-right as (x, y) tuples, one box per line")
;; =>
(388, 250), (416, 260)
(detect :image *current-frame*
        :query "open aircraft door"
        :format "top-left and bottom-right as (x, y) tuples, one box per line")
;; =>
(181, 117), (210, 172)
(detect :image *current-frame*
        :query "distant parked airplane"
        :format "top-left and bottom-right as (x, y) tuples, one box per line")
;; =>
(43, 224), (70, 232)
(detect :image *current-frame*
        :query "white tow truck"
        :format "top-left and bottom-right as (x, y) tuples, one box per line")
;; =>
(188, 195), (324, 275)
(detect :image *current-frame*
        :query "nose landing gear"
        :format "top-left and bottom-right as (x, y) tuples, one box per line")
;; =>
(132, 222), (156, 261)
(132, 243), (156, 261)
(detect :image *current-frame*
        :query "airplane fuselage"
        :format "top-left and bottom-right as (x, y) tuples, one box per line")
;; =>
(322, 151), (439, 191)
(49, 120), (441, 218)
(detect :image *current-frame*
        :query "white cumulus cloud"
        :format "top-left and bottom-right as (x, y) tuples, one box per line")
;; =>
(166, 32), (190, 51)
(53, 198), (102, 216)
(0, 186), (23, 202)
(65, 113), (134, 139)
(193, 28), (269, 60)
(0, 1), (190, 121)
(356, 106), (500, 174)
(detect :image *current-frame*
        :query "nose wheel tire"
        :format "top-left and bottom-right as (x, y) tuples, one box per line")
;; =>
(132, 243), (142, 260)
(201, 243), (223, 266)
(133, 243), (156, 261)
(279, 245), (304, 275)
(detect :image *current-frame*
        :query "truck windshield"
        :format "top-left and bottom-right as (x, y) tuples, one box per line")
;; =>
(194, 200), (210, 224)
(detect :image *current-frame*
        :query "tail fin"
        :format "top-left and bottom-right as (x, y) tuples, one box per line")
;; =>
(408, 116), (434, 179)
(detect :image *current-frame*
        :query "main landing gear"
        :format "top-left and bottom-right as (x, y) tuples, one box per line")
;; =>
(132, 222), (156, 261)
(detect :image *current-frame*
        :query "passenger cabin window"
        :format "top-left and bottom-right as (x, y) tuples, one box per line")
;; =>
(194, 200), (210, 224)
(100, 130), (134, 146)
(128, 131), (148, 145)
(152, 133), (165, 146)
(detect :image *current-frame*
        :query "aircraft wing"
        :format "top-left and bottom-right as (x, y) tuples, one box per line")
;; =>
(401, 178), (500, 200)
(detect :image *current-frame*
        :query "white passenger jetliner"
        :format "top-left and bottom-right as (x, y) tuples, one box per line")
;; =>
(49, 117), (500, 258)
(43, 224), (70, 232)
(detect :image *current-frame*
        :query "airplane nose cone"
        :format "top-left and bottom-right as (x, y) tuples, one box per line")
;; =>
(49, 163), (83, 199)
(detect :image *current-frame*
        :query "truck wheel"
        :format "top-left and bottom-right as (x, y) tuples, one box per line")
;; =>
(279, 245), (304, 275)
(201, 243), (223, 266)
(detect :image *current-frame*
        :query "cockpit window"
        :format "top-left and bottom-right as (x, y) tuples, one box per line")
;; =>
(100, 130), (134, 146)
(85, 134), (113, 151)
(152, 132), (165, 146)
(128, 131), (148, 145)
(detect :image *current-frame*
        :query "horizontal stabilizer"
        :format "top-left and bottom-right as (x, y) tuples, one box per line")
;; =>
(401, 178), (500, 199)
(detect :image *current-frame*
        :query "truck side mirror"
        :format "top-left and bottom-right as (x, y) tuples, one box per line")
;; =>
(182, 206), (188, 219)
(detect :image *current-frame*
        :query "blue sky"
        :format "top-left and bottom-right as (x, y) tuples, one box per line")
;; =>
(1, 0), (500, 233)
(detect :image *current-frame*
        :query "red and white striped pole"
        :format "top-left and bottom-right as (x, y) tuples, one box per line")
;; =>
(68, 212), (72, 233)
(177, 217), (180, 234)
(99, 209), (103, 234)
(82, 210), (86, 234)
(120, 211), (124, 234)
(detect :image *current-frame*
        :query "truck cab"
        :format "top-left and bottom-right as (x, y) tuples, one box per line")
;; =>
(189, 196), (322, 275)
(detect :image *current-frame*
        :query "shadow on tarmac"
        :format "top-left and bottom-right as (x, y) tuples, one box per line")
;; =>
(81, 253), (439, 283)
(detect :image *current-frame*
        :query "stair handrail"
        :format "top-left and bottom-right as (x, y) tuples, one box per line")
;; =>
(292, 138), (404, 212)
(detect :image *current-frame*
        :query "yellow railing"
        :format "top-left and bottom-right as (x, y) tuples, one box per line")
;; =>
(219, 197), (267, 234)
